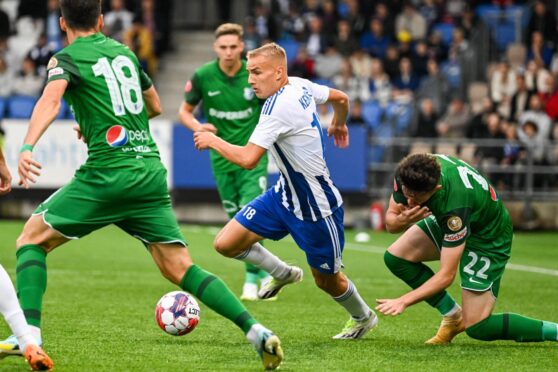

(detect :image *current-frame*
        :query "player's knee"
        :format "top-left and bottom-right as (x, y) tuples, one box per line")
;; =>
(465, 317), (492, 341)
(213, 235), (237, 257)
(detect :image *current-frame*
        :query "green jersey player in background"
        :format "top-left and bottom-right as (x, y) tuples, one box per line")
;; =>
(178, 23), (272, 301)
(0, 1), (283, 369)
(376, 153), (558, 345)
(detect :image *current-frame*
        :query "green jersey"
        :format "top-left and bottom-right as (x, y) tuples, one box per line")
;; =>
(184, 59), (264, 174)
(46, 32), (157, 167)
(393, 154), (512, 249)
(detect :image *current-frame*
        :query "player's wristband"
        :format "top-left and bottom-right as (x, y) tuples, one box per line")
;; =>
(20, 144), (34, 153)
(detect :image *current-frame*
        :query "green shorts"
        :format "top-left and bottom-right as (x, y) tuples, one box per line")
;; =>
(34, 159), (186, 246)
(214, 160), (267, 218)
(417, 216), (511, 297)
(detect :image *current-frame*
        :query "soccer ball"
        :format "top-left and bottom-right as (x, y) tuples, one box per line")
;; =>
(155, 291), (200, 336)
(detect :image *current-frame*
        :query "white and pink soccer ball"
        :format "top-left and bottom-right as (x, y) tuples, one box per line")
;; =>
(155, 291), (200, 336)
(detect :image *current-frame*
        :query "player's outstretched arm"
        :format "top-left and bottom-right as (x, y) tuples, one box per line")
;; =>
(143, 86), (162, 118)
(193, 132), (265, 169)
(385, 195), (431, 233)
(178, 102), (217, 134)
(18, 79), (67, 188)
(326, 88), (349, 148)
(376, 243), (463, 316)
(0, 150), (12, 195)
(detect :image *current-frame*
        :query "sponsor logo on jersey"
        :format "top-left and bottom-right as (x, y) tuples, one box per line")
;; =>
(469, 277), (483, 284)
(243, 87), (254, 100)
(393, 178), (398, 192)
(444, 227), (467, 242)
(184, 80), (192, 93)
(208, 107), (253, 120)
(447, 216), (463, 231)
(489, 185), (498, 201)
(47, 57), (58, 70)
(208, 90), (221, 97)
(106, 125), (129, 147)
(320, 263), (330, 270)
(48, 67), (64, 79)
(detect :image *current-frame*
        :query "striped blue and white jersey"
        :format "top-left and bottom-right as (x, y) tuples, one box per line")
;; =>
(249, 77), (343, 222)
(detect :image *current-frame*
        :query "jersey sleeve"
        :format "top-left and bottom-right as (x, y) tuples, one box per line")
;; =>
(46, 53), (80, 88)
(439, 207), (472, 247)
(391, 177), (407, 204)
(139, 67), (153, 91)
(249, 114), (290, 149)
(309, 81), (330, 104)
(183, 72), (202, 105)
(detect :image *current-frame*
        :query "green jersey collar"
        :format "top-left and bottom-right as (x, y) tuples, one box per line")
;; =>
(74, 32), (106, 44)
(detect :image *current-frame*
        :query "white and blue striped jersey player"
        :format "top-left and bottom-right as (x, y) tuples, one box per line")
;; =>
(234, 77), (345, 274)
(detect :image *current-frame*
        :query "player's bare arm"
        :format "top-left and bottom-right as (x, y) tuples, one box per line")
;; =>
(325, 88), (349, 148)
(385, 195), (431, 233)
(143, 86), (162, 119)
(18, 79), (68, 188)
(0, 150), (12, 195)
(194, 132), (265, 169)
(376, 243), (464, 316)
(178, 102), (217, 133)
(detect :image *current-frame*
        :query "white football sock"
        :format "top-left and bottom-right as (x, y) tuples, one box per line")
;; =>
(332, 280), (371, 321)
(0, 264), (37, 350)
(246, 323), (267, 348)
(235, 243), (291, 280)
(443, 303), (461, 317)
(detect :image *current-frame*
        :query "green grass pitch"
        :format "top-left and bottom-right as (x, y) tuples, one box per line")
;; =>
(0, 220), (556, 371)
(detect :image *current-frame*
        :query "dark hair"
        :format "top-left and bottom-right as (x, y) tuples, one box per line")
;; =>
(396, 154), (440, 192)
(60, 0), (101, 30)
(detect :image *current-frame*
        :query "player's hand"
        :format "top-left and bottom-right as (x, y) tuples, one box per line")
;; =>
(199, 123), (218, 134)
(73, 125), (87, 143)
(193, 131), (216, 150)
(0, 162), (12, 195)
(327, 123), (349, 148)
(18, 151), (42, 189)
(397, 205), (431, 225)
(375, 298), (407, 316)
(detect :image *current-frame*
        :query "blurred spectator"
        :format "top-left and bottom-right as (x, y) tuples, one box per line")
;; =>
(314, 46), (343, 80)
(538, 74), (558, 120)
(27, 34), (54, 78)
(45, 0), (63, 51)
(517, 120), (555, 187)
(412, 40), (429, 78)
(475, 112), (505, 165)
(17, 0), (46, 20)
(525, 59), (551, 93)
(305, 16), (328, 57)
(449, 28), (469, 57)
(395, 2), (427, 41)
(419, 0), (440, 30)
(12, 57), (43, 97)
(383, 44), (400, 80)
(520, 94), (552, 141)
(445, 0), (466, 22)
(301, 0), (321, 21)
(436, 96), (471, 138)
(417, 58), (449, 114)
(281, 3), (305, 41)
(440, 50), (462, 96)
(369, 58), (392, 105)
(526, 0), (557, 48)
(290, 47), (315, 80)
(0, 6), (10, 39)
(243, 17), (261, 51)
(527, 31), (553, 68)
(0, 56), (14, 97)
(457, 7), (478, 39)
(467, 97), (493, 139)
(396, 31), (413, 59)
(427, 30), (447, 61)
(320, 0), (339, 41)
(348, 99), (365, 125)
(332, 20), (359, 57)
(392, 57), (419, 102)
(124, 16), (157, 77)
(508, 74), (534, 123)
(360, 18), (391, 59)
(9, 17), (44, 65)
(490, 61), (517, 105)
(502, 123), (521, 167)
(349, 49), (372, 79)
(332, 59), (370, 102)
(414, 98), (439, 138)
(344, 0), (366, 37)
(104, 0), (134, 43)
(374, 2), (395, 39)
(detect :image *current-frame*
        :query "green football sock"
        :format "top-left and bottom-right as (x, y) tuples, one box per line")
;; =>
(384, 251), (457, 315)
(244, 263), (259, 285)
(180, 264), (258, 334)
(466, 313), (555, 342)
(16, 245), (47, 328)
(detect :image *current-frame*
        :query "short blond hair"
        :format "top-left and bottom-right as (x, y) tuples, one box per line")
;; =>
(215, 23), (243, 39)
(247, 43), (287, 65)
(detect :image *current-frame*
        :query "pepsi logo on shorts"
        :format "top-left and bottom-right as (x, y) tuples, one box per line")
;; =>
(106, 125), (129, 147)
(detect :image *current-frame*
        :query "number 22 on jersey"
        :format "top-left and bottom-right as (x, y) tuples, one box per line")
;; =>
(92, 56), (144, 116)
